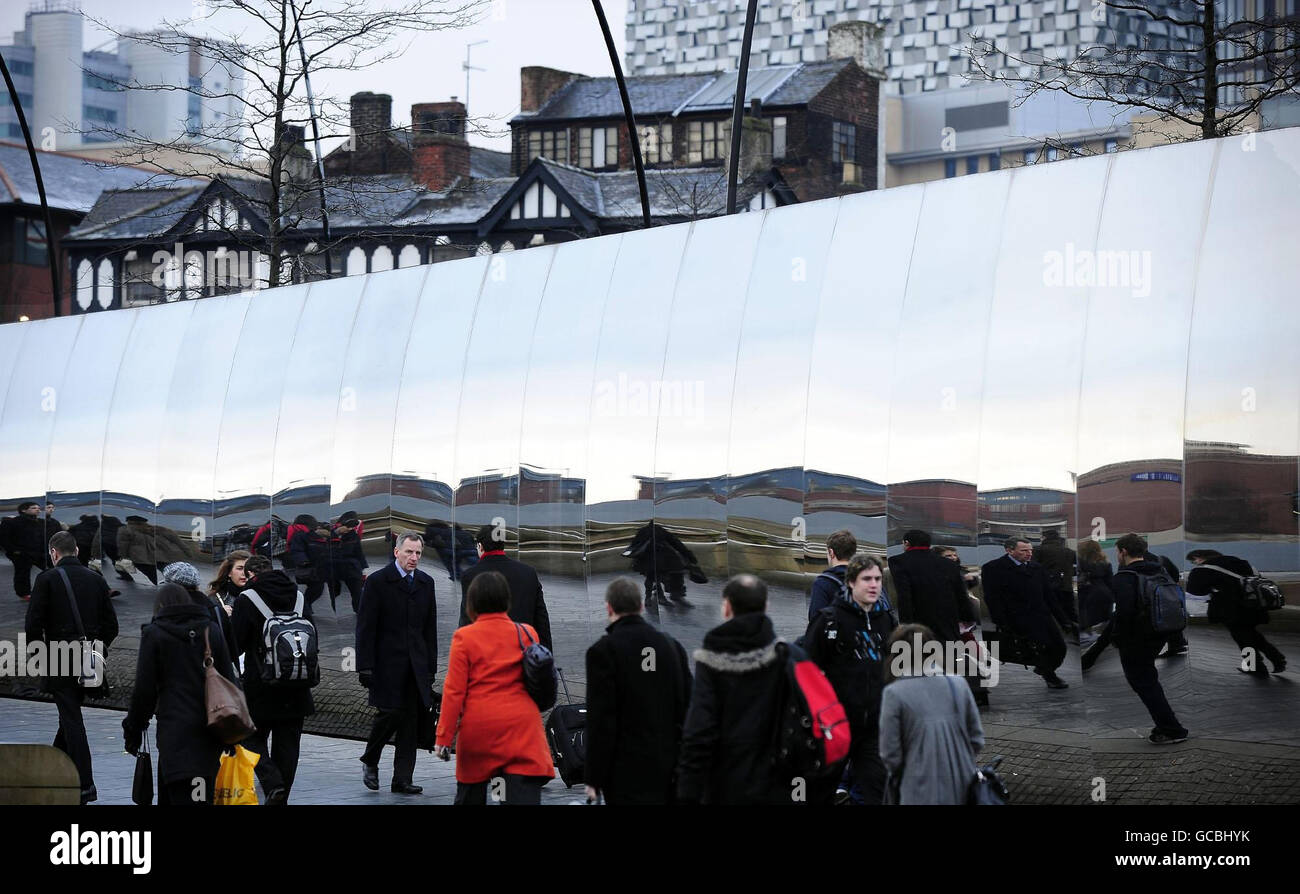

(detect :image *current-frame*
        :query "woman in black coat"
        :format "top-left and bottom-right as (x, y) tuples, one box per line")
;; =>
(1076, 540), (1115, 632)
(124, 583), (239, 805)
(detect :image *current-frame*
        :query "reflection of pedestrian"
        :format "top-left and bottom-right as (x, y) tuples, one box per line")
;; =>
(435, 571), (555, 805)
(1186, 549), (1286, 676)
(585, 577), (692, 805)
(1110, 533), (1188, 745)
(457, 524), (551, 651)
(207, 549), (251, 614)
(626, 521), (699, 608)
(356, 533), (438, 795)
(117, 516), (191, 584)
(26, 532), (118, 803)
(1033, 529), (1078, 633)
(2, 501), (52, 600)
(123, 583), (236, 806)
(1076, 540), (1115, 631)
(808, 529), (856, 621)
(288, 517), (330, 607)
(330, 512), (368, 613)
(879, 624), (984, 805)
(423, 521), (478, 581)
(980, 537), (1069, 689)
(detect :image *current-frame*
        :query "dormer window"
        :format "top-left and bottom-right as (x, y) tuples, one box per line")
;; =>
(578, 125), (618, 169)
(528, 129), (569, 164)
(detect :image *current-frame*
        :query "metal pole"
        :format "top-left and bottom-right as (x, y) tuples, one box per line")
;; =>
(1, 50), (62, 316)
(591, 0), (650, 229)
(726, 0), (760, 215)
(290, 0), (333, 277)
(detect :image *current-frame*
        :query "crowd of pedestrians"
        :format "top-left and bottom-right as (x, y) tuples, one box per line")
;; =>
(10, 504), (1290, 806)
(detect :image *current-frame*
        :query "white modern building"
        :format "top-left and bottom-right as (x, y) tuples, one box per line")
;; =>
(1, 1), (244, 154)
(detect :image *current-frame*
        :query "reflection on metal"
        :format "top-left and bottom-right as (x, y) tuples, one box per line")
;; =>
(2, 129), (1299, 668)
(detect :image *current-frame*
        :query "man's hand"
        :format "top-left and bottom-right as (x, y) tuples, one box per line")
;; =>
(123, 722), (142, 756)
(436, 746), (451, 762)
(358, 670), (373, 689)
(584, 785), (600, 804)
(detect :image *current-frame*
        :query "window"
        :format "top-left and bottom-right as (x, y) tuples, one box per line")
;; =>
(14, 218), (47, 267)
(1104, 139), (1118, 153)
(187, 76), (202, 135)
(1046, 146), (1059, 162)
(84, 72), (123, 91)
(772, 116), (787, 159)
(966, 155), (979, 175)
(831, 120), (857, 164)
(9, 60), (33, 77)
(7, 124), (21, 138)
(1023, 148), (1037, 165)
(638, 123), (673, 164)
(686, 119), (730, 163)
(527, 129), (568, 164)
(1, 92), (34, 109)
(577, 125), (618, 169)
(988, 153), (1001, 171)
(944, 158), (957, 179)
(84, 106), (118, 123)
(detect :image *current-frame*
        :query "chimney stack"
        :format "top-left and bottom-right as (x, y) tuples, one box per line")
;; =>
(411, 99), (469, 191)
(520, 66), (582, 113)
(349, 91), (393, 170)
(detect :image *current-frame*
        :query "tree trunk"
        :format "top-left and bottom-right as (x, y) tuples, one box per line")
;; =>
(1202, 0), (1218, 139)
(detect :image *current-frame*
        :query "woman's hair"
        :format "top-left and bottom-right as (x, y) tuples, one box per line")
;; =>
(467, 570), (511, 618)
(209, 549), (250, 595)
(154, 582), (193, 614)
(1078, 539), (1105, 564)
(845, 553), (884, 586)
(883, 623), (938, 685)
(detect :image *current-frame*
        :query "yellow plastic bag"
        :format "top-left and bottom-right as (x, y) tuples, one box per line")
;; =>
(214, 745), (260, 805)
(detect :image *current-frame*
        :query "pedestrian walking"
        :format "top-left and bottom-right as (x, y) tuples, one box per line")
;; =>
(356, 532), (438, 795)
(123, 582), (238, 805)
(162, 562), (237, 657)
(584, 576), (692, 805)
(458, 523), (552, 650)
(208, 549), (251, 615)
(2, 501), (54, 600)
(25, 531), (118, 803)
(879, 623), (985, 805)
(807, 529), (856, 621)
(435, 570), (555, 805)
(1186, 549), (1286, 676)
(626, 521), (701, 609)
(1034, 529), (1079, 634)
(231, 555), (316, 804)
(330, 512), (368, 613)
(676, 574), (790, 805)
(1077, 539), (1115, 633)
(981, 537), (1070, 689)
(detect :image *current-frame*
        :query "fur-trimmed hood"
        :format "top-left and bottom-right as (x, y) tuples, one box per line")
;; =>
(693, 612), (780, 674)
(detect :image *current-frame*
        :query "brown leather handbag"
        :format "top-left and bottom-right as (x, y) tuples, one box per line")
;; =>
(204, 627), (256, 745)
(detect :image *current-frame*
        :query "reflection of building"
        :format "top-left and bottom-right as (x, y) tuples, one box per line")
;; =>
(1185, 442), (1299, 538)
(976, 486), (1074, 544)
(1077, 459), (1184, 535)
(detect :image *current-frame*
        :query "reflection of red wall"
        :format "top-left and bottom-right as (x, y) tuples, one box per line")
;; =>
(1186, 444), (1298, 537)
(1077, 459), (1183, 533)
(889, 480), (977, 502)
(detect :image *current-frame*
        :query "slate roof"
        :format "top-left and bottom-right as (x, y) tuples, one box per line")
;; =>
(0, 141), (164, 214)
(515, 59), (854, 123)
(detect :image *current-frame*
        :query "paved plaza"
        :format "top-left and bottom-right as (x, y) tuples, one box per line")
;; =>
(3, 556), (1298, 804)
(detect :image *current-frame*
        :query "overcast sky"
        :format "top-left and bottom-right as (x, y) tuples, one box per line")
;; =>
(2, 0), (627, 152)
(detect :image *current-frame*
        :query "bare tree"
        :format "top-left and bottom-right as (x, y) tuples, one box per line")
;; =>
(81, 0), (488, 290)
(968, 0), (1300, 141)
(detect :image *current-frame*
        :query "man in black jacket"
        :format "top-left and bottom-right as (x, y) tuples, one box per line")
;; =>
(356, 532), (438, 795)
(1111, 533), (1189, 744)
(25, 531), (118, 802)
(3, 501), (54, 600)
(807, 529), (855, 621)
(1034, 529), (1078, 634)
(1186, 549), (1286, 676)
(231, 555), (315, 804)
(805, 553), (897, 805)
(457, 524), (551, 651)
(626, 521), (699, 608)
(981, 537), (1069, 689)
(585, 577), (692, 805)
(677, 574), (792, 805)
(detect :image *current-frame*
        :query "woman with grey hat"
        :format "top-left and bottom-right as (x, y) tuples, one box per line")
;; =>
(162, 562), (238, 656)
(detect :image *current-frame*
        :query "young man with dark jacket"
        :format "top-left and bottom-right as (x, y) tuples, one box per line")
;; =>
(457, 524), (552, 651)
(231, 555), (315, 804)
(677, 574), (792, 805)
(805, 553), (897, 805)
(1111, 533), (1189, 745)
(584, 577), (692, 805)
(807, 529), (856, 621)
(3, 501), (54, 600)
(1186, 549), (1286, 676)
(26, 532), (118, 803)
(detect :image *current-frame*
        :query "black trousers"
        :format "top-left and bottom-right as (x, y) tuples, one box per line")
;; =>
(158, 773), (216, 805)
(51, 687), (93, 788)
(12, 553), (46, 598)
(245, 718), (304, 798)
(361, 673), (419, 785)
(1118, 641), (1186, 736)
(643, 572), (686, 598)
(328, 570), (365, 613)
(454, 774), (545, 805)
(137, 563), (158, 584)
(1031, 624), (1068, 676)
(1226, 624), (1285, 669)
(847, 738), (887, 806)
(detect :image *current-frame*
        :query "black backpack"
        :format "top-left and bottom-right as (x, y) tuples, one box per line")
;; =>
(1119, 569), (1187, 635)
(517, 623), (557, 711)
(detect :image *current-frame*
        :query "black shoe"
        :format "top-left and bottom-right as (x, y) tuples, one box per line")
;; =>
(671, 596), (692, 610)
(1148, 730), (1189, 745)
(1238, 666), (1270, 678)
(80, 784), (97, 804)
(390, 782), (423, 795)
(1043, 672), (1069, 689)
(362, 762), (379, 791)
(1157, 646), (1189, 658)
(265, 788), (288, 806)
(1272, 658), (1287, 674)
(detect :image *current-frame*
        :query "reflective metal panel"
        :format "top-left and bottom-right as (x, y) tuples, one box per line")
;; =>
(803, 185), (923, 563)
(1185, 132), (1300, 573)
(886, 173), (1011, 551)
(728, 200), (839, 640)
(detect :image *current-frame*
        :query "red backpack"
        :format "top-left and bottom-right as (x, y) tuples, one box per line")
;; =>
(773, 642), (852, 776)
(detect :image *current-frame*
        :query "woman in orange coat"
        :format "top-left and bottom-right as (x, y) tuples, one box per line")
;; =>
(435, 570), (555, 804)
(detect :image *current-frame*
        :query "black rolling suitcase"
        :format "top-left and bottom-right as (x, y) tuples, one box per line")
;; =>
(546, 670), (587, 787)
